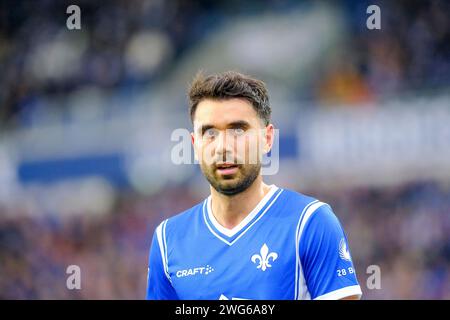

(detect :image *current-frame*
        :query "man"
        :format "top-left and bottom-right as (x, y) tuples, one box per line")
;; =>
(146, 71), (362, 300)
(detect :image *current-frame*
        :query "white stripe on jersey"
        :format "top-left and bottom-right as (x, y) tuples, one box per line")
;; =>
(295, 201), (327, 300)
(156, 219), (172, 283)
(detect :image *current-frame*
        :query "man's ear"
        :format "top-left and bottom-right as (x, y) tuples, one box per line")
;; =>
(191, 131), (199, 161)
(263, 124), (274, 154)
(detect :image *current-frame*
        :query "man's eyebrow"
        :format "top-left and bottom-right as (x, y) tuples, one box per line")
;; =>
(198, 124), (214, 134)
(226, 120), (251, 128)
(197, 121), (251, 134)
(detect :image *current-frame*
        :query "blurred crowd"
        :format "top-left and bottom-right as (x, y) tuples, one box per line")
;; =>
(1, 0), (449, 127)
(0, 180), (449, 299)
(315, 0), (450, 106)
(316, 181), (450, 299)
(0, 186), (199, 299)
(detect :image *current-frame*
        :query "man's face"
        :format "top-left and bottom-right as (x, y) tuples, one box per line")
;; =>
(191, 98), (273, 196)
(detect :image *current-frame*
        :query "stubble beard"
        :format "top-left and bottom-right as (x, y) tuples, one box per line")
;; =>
(200, 162), (261, 196)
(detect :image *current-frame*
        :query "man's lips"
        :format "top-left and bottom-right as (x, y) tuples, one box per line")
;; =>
(216, 162), (238, 168)
(215, 163), (239, 175)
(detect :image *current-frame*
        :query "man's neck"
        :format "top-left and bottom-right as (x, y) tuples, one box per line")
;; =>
(210, 177), (272, 230)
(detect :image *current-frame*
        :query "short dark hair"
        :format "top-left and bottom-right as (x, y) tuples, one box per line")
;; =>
(188, 70), (271, 126)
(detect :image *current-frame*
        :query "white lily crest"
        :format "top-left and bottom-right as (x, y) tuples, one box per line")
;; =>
(251, 243), (278, 271)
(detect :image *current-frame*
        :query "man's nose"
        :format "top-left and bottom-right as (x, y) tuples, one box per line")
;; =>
(215, 131), (234, 159)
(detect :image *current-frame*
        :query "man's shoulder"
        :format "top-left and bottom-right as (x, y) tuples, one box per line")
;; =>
(156, 199), (206, 235)
(280, 188), (340, 234)
(279, 187), (322, 210)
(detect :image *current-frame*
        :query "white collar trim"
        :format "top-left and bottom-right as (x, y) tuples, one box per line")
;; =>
(207, 184), (279, 238)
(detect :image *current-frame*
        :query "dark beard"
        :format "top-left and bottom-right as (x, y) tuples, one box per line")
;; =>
(202, 163), (261, 196)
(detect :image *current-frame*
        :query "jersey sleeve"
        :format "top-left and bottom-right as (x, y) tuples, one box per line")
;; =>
(298, 203), (362, 300)
(146, 221), (179, 300)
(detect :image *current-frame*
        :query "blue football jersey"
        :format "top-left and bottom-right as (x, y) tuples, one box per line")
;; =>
(146, 185), (362, 300)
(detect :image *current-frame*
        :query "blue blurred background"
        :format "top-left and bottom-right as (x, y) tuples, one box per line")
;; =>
(0, 0), (449, 299)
